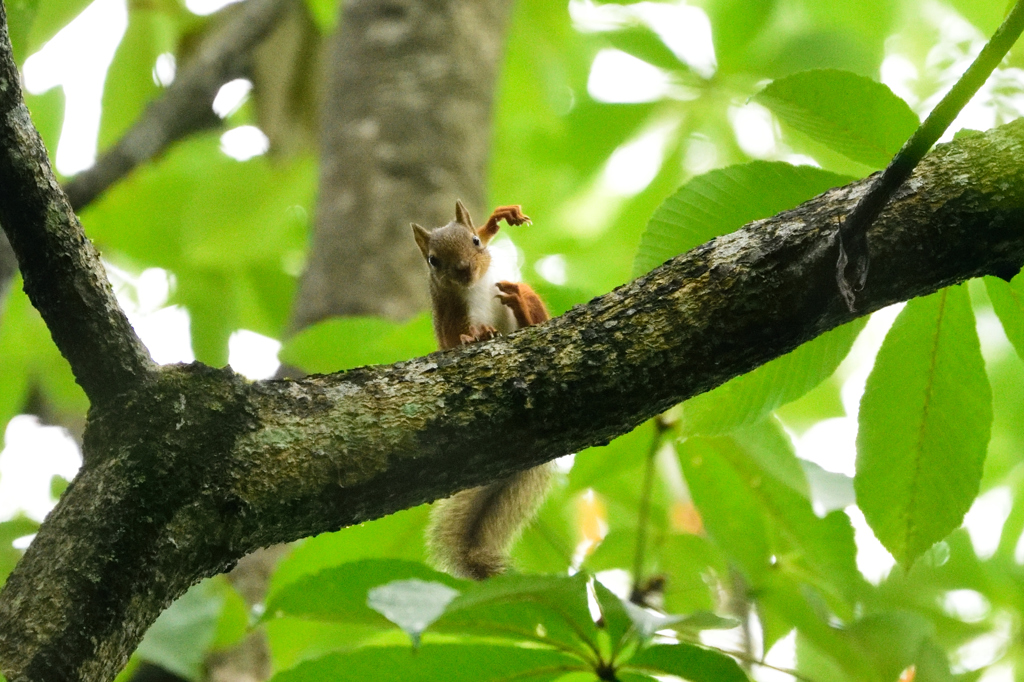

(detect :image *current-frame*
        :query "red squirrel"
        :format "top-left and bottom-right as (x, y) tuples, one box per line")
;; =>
(412, 200), (553, 579)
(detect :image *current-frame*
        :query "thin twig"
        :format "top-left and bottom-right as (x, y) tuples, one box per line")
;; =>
(630, 414), (672, 603)
(837, 0), (1024, 310)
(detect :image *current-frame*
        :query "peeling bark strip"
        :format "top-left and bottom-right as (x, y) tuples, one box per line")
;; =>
(0, 3), (154, 406)
(3, 117), (1024, 681)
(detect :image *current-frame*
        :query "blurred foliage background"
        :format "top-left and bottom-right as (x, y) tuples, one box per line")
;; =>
(4, 0), (1024, 680)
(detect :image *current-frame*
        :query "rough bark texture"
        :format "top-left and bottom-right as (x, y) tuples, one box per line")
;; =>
(2, 113), (1024, 680)
(289, 0), (514, 327)
(62, 0), (293, 212)
(0, 6), (155, 406)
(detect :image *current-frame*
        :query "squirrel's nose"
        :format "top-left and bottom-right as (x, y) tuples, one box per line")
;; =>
(455, 262), (472, 281)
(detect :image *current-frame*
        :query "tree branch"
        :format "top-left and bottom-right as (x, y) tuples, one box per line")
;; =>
(63, 0), (293, 212)
(2, 114), (1024, 681)
(0, 2), (154, 406)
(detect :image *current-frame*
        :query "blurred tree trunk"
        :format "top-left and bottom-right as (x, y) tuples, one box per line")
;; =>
(291, 0), (514, 327)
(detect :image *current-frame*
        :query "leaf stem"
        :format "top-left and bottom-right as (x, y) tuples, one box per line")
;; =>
(630, 414), (674, 603)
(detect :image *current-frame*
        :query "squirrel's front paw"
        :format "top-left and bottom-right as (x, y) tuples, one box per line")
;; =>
(495, 281), (524, 311)
(460, 325), (498, 345)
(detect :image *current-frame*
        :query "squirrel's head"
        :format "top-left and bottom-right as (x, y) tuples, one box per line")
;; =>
(412, 200), (493, 287)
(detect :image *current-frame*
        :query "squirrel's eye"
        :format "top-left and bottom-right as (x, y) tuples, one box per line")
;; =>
(428, 255), (440, 268)
(472, 236), (481, 247)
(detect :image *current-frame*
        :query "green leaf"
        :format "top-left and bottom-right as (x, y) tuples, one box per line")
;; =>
(265, 559), (463, 626)
(856, 286), (992, 566)
(657, 533), (727, 615)
(846, 612), (952, 682)
(633, 161), (852, 276)
(754, 69), (919, 169)
(24, 87), (64, 165)
(268, 506), (429, 597)
(210, 581), (249, 651)
(268, 644), (585, 682)
(568, 420), (653, 494)
(98, 7), (178, 152)
(6, 0), (40, 64)
(0, 282), (88, 430)
(704, 0), (776, 74)
(0, 515), (38, 587)
(24, 0), (91, 56)
(723, 424), (864, 613)
(948, 0), (1011, 33)
(985, 273), (1024, 361)
(677, 438), (771, 582)
(137, 578), (227, 681)
(684, 317), (865, 437)
(591, 578), (635, 651)
(366, 579), (460, 647)
(436, 573), (598, 656)
(625, 643), (749, 682)
(603, 24), (689, 74)
(279, 314), (436, 375)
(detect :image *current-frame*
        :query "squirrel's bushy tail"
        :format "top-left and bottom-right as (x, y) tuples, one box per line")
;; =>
(427, 463), (554, 580)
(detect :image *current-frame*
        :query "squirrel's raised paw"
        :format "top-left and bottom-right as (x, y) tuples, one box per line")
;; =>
(460, 325), (498, 345)
(492, 205), (531, 227)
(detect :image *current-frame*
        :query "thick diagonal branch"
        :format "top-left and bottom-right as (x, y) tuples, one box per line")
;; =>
(3, 117), (1024, 682)
(63, 0), (293, 211)
(0, 4), (154, 405)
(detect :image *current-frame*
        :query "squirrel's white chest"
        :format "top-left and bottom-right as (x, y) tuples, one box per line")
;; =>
(467, 268), (516, 334)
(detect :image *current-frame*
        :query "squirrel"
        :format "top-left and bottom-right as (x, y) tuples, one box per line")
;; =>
(412, 200), (554, 580)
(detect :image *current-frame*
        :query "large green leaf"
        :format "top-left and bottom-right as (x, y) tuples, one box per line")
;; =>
(435, 573), (599, 657)
(856, 286), (992, 566)
(633, 161), (852, 276)
(624, 643), (748, 682)
(264, 559), (463, 627)
(682, 317), (866, 436)
(754, 69), (919, 169)
(278, 314), (436, 375)
(985, 273), (1024, 360)
(268, 505), (429, 598)
(683, 422), (863, 639)
(704, 0), (776, 75)
(269, 644), (585, 682)
(724, 423), (863, 613)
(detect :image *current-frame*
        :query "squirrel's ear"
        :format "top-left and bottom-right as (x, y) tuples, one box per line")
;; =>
(454, 200), (474, 229)
(412, 223), (431, 260)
